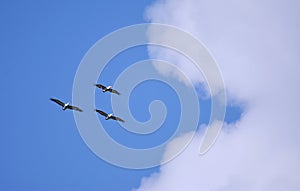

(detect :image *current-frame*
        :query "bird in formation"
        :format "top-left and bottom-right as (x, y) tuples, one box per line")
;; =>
(94, 84), (120, 95)
(50, 84), (124, 123)
(50, 98), (83, 112)
(95, 109), (125, 123)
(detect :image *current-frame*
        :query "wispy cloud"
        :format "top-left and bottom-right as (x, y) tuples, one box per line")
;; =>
(135, 0), (300, 190)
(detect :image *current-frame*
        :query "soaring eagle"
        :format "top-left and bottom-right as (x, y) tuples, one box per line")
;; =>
(95, 109), (125, 123)
(94, 84), (120, 95)
(50, 98), (83, 112)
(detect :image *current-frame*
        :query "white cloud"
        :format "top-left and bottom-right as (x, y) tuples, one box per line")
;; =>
(145, 0), (300, 101)
(134, 122), (300, 191)
(134, 0), (300, 190)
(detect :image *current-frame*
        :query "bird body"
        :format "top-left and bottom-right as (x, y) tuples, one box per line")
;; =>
(106, 113), (113, 120)
(62, 102), (70, 110)
(103, 86), (112, 92)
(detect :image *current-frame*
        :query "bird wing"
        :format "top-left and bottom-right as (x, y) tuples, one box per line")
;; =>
(110, 89), (120, 95)
(95, 84), (106, 90)
(68, 105), (83, 112)
(50, 98), (65, 107)
(111, 116), (125, 123)
(95, 109), (108, 117)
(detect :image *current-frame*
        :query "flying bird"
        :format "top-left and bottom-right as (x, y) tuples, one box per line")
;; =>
(95, 109), (125, 123)
(50, 98), (83, 112)
(94, 84), (120, 95)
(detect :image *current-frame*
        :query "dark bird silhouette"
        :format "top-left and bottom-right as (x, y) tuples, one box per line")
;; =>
(95, 109), (125, 123)
(50, 98), (83, 112)
(94, 84), (120, 95)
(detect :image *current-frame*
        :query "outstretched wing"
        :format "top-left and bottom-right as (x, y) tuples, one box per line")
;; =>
(111, 116), (125, 123)
(50, 98), (65, 107)
(95, 109), (108, 117)
(94, 84), (106, 90)
(68, 105), (83, 112)
(109, 89), (120, 95)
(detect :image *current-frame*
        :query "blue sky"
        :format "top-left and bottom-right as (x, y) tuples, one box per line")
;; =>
(0, 1), (243, 191)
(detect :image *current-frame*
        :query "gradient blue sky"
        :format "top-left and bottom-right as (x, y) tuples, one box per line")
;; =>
(0, 1), (241, 190)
